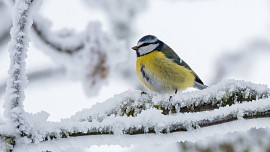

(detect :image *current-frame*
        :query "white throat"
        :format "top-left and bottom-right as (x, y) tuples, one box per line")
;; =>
(138, 43), (159, 56)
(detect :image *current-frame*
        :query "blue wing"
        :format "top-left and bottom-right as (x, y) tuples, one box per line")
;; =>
(158, 43), (207, 89)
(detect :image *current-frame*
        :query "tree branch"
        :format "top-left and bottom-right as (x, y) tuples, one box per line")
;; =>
(16, 80), (269, 142)
(3, 0), (42, 144)
(0, 80), (270, 146)
(179, 127), (270, 152)
(31, 97), (270, 142)
(70, 80), (270, 122)
(32, 18), (85, 55)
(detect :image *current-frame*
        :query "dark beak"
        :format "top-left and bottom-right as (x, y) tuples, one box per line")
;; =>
(132, 46), (138, 51)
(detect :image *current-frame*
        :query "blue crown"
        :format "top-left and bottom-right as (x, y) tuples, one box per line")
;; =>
(138, 35), (158, 44)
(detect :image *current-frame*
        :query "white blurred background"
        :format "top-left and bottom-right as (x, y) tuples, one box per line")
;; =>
(0, 0), (270, 147)
(0, 0), (270, 151)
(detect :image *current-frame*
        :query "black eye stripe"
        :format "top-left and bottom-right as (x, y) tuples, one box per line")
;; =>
(138, 41), (159, 48)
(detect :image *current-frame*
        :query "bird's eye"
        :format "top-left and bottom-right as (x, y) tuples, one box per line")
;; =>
(138, 41), (159, 48)
(139, 43), (151, 47)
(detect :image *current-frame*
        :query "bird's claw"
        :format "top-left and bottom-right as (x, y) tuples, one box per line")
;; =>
(141, 91), (147, 95)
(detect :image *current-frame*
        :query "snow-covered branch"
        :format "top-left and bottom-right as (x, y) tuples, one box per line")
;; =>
(15, 80), (270, 142)
(32, 17), (85, 55)
(179, 127), (270, 152)
(32, 16), (125, 97)
(1, 79), (270, 149)
(71, 80), (270, 122)
(0, 137), (10, 152)
(3, 0), (42, 138)
(0, 125), (16, 151)
(36, 98), (270, 140)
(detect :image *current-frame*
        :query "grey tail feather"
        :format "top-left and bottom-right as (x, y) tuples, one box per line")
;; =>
(194, 81), (208, 90)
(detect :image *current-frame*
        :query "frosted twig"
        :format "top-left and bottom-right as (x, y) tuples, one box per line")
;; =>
(3, 0), (42, 138)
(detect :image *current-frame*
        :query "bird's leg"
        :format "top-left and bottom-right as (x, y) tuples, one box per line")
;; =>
(169, 96), (172, 101)
(141, 91), (147, 95)
(169, 89), (178, 101)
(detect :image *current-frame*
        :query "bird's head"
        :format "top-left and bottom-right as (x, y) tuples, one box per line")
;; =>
(132, 35), (161, 57)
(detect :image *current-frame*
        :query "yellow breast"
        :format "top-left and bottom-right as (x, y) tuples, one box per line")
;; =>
(136, 51), (195, 93)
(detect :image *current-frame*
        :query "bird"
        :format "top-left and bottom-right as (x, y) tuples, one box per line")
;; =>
(132, 35), (207, 94)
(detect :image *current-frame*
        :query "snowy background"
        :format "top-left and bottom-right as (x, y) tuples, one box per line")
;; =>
(0, 0), (270, 151)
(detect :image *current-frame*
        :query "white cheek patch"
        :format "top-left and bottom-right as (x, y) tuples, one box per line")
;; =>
(138, 43), (159, 56)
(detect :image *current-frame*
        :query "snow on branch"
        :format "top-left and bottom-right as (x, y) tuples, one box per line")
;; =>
(18, 80), (270, 142)
(0, 126), (16, 150)
(70, 79), (270, 122)
(32, 16), (125, 97)
(3, 0), (42, 138)
(0, 136), (14, 152)
(32, 16), (85, 55)
(82, 23), (111, 96)
(0, 137), (10, 152)
(179, 127), (270, 152)
(26, 95), (270, 142)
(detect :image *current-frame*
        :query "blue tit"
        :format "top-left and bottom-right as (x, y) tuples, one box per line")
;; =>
(132, 35), (207, 94)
